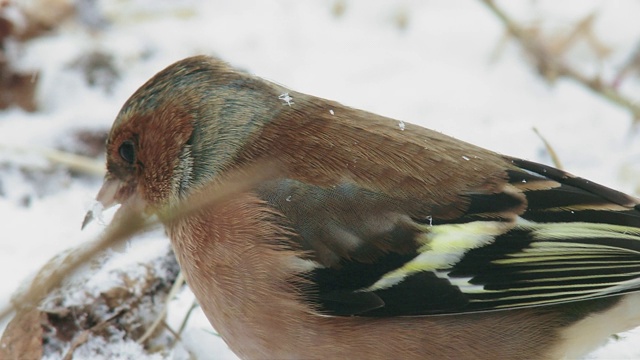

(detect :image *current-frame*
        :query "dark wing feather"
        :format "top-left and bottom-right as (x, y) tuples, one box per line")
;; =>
(258, 156), (640, 317)
(242, 94), (640, 316)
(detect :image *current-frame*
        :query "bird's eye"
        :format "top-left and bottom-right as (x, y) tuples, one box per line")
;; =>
(118, 140), (135, 164)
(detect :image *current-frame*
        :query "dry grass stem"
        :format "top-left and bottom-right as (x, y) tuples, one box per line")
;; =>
(60, 309), (125, 360)
(170, 299), (199, 348)
(0, 160), (280, 324)
(0, 144), (106, 176)
(137, 271), (185, 345)
(532, 127), (564, 170)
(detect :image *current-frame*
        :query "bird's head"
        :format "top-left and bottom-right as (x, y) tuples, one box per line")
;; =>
(83, 56), (281, 228)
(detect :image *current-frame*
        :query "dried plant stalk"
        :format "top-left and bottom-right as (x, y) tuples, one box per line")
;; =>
(532, 127), (564, 170)
(480, 0), (640, 122)
(0, 160), (279, 356)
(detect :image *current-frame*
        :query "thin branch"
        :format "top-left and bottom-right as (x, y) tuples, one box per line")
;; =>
(61, 309), (125, 360)
(170, 299), (199, 348)
(532, 127), (563, 170)
(613, 42), (640, 88)
(480, 0), (640, 122)
(137, 271), (185, 345)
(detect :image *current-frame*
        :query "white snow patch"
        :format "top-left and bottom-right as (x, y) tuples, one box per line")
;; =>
(278, 92), (294, 106)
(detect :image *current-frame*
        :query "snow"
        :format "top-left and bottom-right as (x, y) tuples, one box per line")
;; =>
(1, 0), (640, 358)
(278, 92), (294, 106)
(41, 335), (166, 360)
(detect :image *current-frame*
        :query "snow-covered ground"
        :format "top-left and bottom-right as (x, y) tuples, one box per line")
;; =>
(1, 0), (640, 358)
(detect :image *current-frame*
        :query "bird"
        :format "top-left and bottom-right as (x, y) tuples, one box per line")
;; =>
(86, 55), (640, 359)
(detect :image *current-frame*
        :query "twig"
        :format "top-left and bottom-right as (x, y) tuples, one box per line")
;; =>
(532, 127), (563, 170)
(61, 309), (125, 360)
(613, 42), (640, 88)
(170, 299), (199, 348)
(162, 319), (181, 341)
(137, 271), (185, 344)
(0, 160), (279, 323)
(0, 144), (105, 176)
(480, 0), (640, 122)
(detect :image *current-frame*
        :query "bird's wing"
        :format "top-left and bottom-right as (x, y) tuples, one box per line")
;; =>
(256, 154), (640, 317)
(245, 97), (640, 316)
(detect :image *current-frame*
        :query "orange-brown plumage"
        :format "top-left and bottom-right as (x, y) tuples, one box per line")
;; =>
(88, 55), (640, 359)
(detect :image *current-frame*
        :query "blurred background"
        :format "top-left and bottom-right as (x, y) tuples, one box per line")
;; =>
(1, 0), (640, 358)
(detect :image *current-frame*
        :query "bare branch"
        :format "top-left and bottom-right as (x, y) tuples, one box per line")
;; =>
(480, 0), (640, 122)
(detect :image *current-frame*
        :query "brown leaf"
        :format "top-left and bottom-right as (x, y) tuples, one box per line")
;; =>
(0, 69), (39, 112)
(0, 307), (44, 360)
(0, 16), (13, 43)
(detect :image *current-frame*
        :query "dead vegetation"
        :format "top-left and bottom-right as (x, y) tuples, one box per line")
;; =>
(481, 0), (640, 122)
(0, 1), (638, 358)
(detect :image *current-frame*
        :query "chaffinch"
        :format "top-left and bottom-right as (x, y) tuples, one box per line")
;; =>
(86, 55), (640, 359)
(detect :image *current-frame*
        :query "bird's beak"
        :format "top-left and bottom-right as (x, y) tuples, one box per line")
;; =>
(81, 177), (122, 230)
